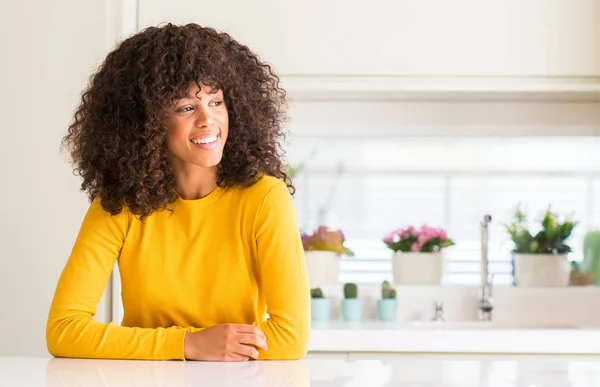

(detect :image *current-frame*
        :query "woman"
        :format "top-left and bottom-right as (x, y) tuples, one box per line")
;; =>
(46, 23), (310, 361)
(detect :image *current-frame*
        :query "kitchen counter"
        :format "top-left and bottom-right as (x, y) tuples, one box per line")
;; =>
(3, 354), (600, 386)
(309, 320), (600, 354)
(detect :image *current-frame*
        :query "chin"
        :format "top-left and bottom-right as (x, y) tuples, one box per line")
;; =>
(193, 156), (223, 168)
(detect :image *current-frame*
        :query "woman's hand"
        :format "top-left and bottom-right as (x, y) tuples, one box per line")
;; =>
(183, 324), (268, 361)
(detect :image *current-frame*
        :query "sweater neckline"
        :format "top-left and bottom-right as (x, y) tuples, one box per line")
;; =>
(173, 185), (225, 207)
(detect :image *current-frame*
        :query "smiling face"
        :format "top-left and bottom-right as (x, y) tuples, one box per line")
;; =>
(165, 83), (229, 170)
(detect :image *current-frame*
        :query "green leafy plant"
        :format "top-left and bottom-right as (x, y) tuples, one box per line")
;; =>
(504, 204), (578, 255)
(343, 283), (358, 299)
(310, 288), (324, 299)
(301, 226), (355, 256)
(381, 280), (396, 299)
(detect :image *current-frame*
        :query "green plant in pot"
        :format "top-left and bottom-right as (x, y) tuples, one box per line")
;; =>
(377, 280), (397, 322)
(582, 231), (600, 286)
(504, 204), (578, 287)
(310, 288), (331, 322)
(301, 226), (354, 286)
(341, 283), (362, 322)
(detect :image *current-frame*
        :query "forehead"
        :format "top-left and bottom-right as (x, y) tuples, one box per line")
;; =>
(182, 81), (222, 97)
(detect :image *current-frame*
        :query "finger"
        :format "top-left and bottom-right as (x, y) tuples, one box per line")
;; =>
(234, 343), (260, 360)
(230, 324), (266, 338)
(238, 333), (268, 350)
(224, 353), (250, 362)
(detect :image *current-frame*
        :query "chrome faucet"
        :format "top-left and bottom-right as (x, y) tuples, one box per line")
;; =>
(432, 302), (445, 321)
(479, 215), (494, 321)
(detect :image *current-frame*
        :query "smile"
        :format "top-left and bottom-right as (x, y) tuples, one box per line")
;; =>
(190, 134), (219, 150)
(190, 135), (217, 145)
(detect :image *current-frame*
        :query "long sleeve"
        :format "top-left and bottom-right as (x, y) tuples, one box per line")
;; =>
(46, 198), (190, 360)
(252, 181), (311, 360)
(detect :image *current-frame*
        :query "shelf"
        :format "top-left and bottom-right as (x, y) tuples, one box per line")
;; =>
(281, 75), (600, 102)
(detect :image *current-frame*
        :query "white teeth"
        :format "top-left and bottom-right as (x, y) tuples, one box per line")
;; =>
(191, 135), (217, 144)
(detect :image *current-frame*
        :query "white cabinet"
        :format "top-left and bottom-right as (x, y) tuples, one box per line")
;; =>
(138, 0), (599, 77)
(137, 0), (600, 99)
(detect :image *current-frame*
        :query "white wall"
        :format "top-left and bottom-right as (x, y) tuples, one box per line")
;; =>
(0, 0), (113, 356)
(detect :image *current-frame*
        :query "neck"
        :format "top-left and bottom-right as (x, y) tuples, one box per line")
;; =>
(170, 161), (218, 201)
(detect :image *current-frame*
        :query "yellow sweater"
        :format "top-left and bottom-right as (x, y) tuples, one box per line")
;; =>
(46, 176), (310, 360)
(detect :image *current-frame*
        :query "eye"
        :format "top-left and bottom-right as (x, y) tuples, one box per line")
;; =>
(210, 100), (224, 107)
(177, 106), (194, 113)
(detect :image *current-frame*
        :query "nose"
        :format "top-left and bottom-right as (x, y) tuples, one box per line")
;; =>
(194, 105), (214, 128)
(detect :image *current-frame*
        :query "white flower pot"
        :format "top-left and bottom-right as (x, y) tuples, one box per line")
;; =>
(514, 253), (571, 287)
(392, 252), (444, 285)
(304, 251), (340, 285)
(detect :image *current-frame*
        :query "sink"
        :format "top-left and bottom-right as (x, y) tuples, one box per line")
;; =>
(407, 321), (580, 330)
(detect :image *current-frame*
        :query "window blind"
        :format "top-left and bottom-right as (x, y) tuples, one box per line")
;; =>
(288, 136), (600, 285)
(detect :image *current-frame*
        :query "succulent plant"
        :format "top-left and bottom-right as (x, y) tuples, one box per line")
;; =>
(343, 283), (358, 299)
(310, 287), (324, 298)
(583, 231), (600, 285)
(381, 280), (397, 299)
(504, 204), (578, 255)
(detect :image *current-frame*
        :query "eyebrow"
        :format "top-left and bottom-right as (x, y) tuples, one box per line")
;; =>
(182, 88), (221, 100)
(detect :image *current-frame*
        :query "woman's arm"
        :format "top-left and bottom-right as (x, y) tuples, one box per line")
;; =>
(46, 198), (193, 360)
(252, 181), (311, 360)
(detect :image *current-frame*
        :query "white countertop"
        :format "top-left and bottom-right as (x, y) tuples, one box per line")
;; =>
(309, 320), (600, 354)
(3, 354), (600, 387)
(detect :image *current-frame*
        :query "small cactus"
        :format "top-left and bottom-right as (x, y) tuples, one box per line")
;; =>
(381, 280), (397, 299)
(343, 283), (358, 299)
(310, 288), (324, 298)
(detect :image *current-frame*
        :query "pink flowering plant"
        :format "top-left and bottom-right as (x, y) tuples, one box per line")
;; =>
(383, 225), (455, 253)
(301, 226), (355, 257)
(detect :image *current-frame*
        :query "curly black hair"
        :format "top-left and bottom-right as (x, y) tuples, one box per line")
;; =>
(62, 23), (294, 219)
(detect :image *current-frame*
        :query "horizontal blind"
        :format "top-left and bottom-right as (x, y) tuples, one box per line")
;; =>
(289, 136), (600, 285)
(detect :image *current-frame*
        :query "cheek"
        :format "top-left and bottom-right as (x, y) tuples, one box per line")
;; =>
(165, 129), (177, 147)
(165, 123), (189, 151)
(220, 117), (229, 142)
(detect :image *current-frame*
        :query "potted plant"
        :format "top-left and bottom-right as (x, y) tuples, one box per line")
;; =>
(383, 225), (455, 285)
(377, 280), (397, 322)
(301, 226), (354, 286)
(570, 261), (592, 286)
(583, 231), (600, 286)
(310, 288), (331, 321)
(504, 204), (578, 287)
(341, 283), (362, 321)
